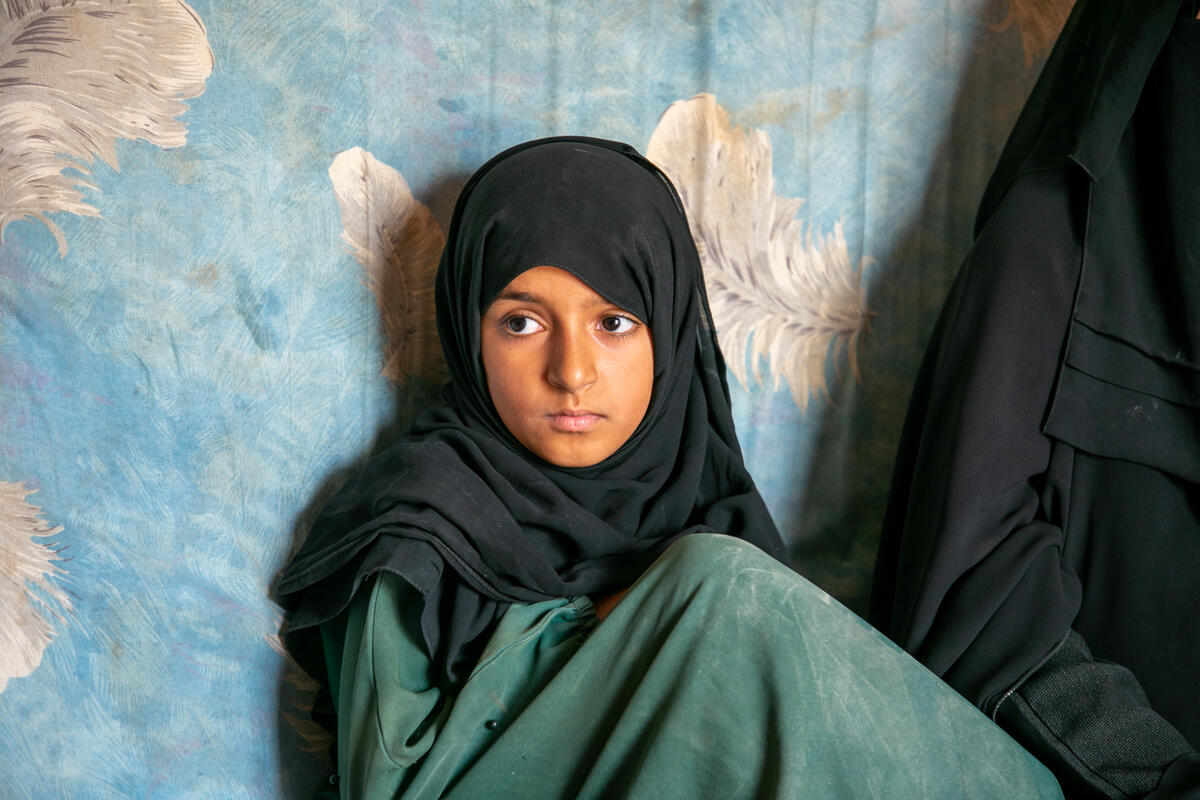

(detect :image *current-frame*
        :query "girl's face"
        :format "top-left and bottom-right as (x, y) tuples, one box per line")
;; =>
(481, 265), (654, 468)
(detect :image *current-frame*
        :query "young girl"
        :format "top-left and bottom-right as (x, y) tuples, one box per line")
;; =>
(279, 137), (1061, 799)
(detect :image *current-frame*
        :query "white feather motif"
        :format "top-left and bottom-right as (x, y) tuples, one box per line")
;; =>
(646, 93), (872, 410)
(329, 147), (445, 384)
(0, 481), (71, 694)
(0, 0), (213, 254)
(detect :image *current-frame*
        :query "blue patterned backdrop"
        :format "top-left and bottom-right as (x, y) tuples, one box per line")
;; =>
(0, 0), (1068, 796)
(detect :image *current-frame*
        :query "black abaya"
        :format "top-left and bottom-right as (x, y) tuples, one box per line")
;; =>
(871, 2), (1200, 797)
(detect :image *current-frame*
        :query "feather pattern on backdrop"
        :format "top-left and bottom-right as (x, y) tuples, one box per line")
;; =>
(0, 481), (71, 695)
(0, 0), (212, 255)
(329, 147), (445, 384)
(647, 93), (873, 410)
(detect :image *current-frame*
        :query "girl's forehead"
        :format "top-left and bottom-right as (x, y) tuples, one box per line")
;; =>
(487, 264), (638, 312)
(487, 266), (630, 313)
(458, 145), (680, 320)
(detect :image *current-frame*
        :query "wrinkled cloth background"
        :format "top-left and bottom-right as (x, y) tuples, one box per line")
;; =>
(0, 1), (1068, 797)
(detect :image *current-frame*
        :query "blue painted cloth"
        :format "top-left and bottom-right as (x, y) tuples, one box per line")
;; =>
(0, 3), (1062, 793)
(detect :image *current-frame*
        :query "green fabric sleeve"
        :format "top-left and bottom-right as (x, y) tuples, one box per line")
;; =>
(331, 573), (446, 799)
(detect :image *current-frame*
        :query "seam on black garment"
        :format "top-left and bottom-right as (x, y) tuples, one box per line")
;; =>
(991, 627), (1073, 721)
(1066, 0), (1141, 182)
(1071, 317), (1200, 376)
(1040, 170), (1092, 439)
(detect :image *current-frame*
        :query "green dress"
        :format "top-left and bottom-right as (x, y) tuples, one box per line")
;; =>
(320, 534), (1062, 799)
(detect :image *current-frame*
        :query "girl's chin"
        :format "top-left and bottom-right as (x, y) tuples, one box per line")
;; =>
(530, 435), (621, 469)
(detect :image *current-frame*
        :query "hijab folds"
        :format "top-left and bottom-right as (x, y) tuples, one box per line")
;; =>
(279, 137), (784, 686)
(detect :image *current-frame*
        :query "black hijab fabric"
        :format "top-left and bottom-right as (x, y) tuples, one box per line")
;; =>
(280, 137), (784, 686)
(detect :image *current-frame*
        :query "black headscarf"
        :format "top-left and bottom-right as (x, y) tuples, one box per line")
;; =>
(280, 137), (784, 686)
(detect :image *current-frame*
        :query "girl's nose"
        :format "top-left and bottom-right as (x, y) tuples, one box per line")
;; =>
(546, 330), (598, 393)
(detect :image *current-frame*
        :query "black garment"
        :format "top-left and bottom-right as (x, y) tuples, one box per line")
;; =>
(279, 138), (784, 689)
(871, 1), (1200, 797)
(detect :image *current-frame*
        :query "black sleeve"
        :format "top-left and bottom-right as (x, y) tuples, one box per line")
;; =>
(871, 164), (1199, 799)
(872, 165), (1087, 708)
(997, 629), (1199, 799)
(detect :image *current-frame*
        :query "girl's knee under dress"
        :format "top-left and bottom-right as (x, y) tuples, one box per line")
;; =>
(323, 534), (1062, 799)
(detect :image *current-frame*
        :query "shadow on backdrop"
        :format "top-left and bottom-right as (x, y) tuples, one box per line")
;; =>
(788, 0), (1055, 617)
(272, 170), (468, 799)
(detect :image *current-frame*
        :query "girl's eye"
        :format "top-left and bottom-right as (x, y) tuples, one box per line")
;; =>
(600, 315), (638, 334)
(503, 315), (543, 336)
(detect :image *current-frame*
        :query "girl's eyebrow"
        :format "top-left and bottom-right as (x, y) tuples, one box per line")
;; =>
(492, 290), (543, 304)
(492, 289), (610, 309)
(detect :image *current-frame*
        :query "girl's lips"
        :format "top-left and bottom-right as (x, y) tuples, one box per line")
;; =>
(547, 412), (603, 432)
